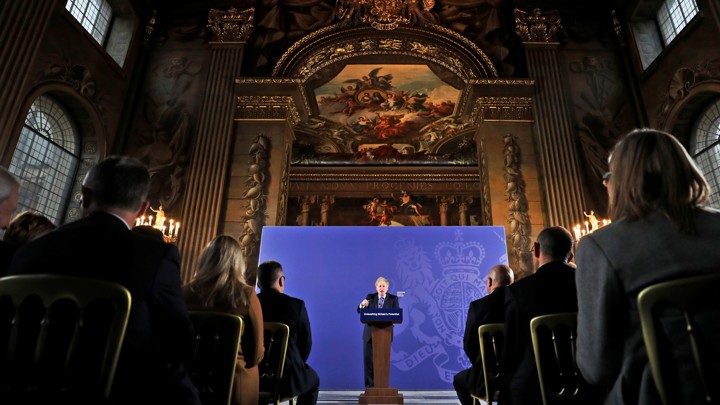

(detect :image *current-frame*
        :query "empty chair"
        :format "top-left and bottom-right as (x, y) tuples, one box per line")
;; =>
(530, 312), (593, 405)
(471, 323), (505, 405)
(0, 274), (131, 403)
(185, 310), (244, 405)
(258, 322), (296, 405)
(637, 273), (720, 405)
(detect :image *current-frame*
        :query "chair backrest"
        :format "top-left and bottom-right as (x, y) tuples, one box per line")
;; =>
(530, 312), (585, 405)
(479, 323), (505, 404)
(637, 273), (720, 405)
(0, 274), (131, 402)
(258, 321), (290, 402)
(185, 310), (243, 405)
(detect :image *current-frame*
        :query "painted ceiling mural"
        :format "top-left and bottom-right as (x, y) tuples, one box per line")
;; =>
(292, 64), (477, 165)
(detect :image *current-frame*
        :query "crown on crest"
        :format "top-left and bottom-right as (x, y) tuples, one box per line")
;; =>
(435, 230), (485, 274)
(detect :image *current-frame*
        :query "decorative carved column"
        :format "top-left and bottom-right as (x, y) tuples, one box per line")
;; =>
(300, 195), (316, 226)
(515, 8), (586, 229)
(177, 7), (254, 281)
(320, 195), (334, 226)
(458, 197), (473, 226)
(0, 0), (63, 157)
(437, 196), (455, 226)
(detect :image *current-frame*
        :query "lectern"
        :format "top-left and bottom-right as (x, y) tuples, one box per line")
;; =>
(359, 308), (404, 404)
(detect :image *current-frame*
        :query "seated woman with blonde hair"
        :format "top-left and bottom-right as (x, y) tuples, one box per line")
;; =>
(183, 235), (264, 405)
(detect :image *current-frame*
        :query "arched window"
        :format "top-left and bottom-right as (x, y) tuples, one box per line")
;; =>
(9, 96), (81, 224)
(692, 98), (720, 208)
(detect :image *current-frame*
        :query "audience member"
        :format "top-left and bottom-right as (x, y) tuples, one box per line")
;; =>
(4, 211), (56, 247)
(7, 156), (200, 405)
(257, 260), (320, 405)
(184, 235), (265, 405)
(575, 128), (720, 405)
(357, 276), (400, 388)
(502, 226), (578, 405)
(0, 167), (19, 275)
(453, 264), (514, 405)
(133, 224), (166, 242)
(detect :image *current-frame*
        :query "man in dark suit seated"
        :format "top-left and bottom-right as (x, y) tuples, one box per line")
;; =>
(257, 260), (320, 405)
(357, 276), (401, 388)
(453, 264), (514, 405)
(0, 167), (19, 276)
(502, 226), (578, 405)
(7, 156), (200, 405)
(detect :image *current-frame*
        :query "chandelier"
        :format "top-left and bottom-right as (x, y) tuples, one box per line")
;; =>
(135, 205), (180, 244)
(337, 0), (435, 31)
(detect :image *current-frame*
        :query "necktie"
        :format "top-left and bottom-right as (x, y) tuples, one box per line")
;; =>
(379, 296), (384, 308)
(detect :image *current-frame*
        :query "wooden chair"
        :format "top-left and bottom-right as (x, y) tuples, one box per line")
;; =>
(0, 274), (131, 403)
(530, 312), (586, 405)
(185, 310), (243, 405)
(258, 321), (297, 405)
(471, 323), (505, 405)
(638, 273), (720, 405)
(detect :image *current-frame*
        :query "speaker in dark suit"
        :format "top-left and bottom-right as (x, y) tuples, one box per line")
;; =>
(7, 156), (200, 405)
(257, 260), (320, 405)
(357, 276), (400, 388)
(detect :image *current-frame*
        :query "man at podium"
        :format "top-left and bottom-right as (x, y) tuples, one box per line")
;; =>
(357, 276), (400, 388)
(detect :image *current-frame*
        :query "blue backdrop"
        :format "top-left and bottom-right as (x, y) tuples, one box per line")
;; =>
(258, 226), (508, 389)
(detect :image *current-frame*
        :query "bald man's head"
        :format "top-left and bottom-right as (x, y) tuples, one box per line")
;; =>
(487, 264), (514, 293)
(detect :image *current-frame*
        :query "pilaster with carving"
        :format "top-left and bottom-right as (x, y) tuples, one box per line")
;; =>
(299, 195), (317, 226)
(458, 196), (473, 226)
(503, 133), (533, 278)
(207, 7), (255, 43)
(514, 8), (561, 43)
(437, 195), (455, 226)
(240, 134), (270, 266)
(320, 195), (335, 225)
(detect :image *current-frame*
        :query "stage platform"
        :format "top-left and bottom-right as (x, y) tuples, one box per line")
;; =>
(311, 390), (473, 404)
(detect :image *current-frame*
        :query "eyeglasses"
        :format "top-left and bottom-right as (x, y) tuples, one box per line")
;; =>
(602, 171), (612, 187)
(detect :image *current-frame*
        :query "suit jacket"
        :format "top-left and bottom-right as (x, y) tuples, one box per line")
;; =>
(462, 287), (507, 391)
(576, 209), (720, 405)
(359, 292), (400, 342)
(0, 239), (16, 277)
(184, 284), (264, 405)
(503, 261), (578, 405)
(257, 288), (315, 397)
(7, 211), (200, 405)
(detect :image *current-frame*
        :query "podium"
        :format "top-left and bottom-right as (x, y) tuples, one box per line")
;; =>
(359, 308), (404, 404)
